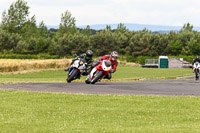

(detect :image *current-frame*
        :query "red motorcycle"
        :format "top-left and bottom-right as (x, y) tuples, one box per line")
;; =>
(85, 59), (112, 84)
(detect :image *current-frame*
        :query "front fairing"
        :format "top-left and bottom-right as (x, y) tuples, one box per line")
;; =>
(78, 59), (87, 73)
(102, 60), (112, 72)
(68, 60), (80, 76)
(193, 62), (200, 73)
(88, 60), (111, 80)
(71, 60), (80, 68)
(71, 59), (86, 70)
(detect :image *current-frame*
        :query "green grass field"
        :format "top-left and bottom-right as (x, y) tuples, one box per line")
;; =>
(0, 90), (200, 132)
(0, 66), (197, 132)
(0, 66), (193, 83)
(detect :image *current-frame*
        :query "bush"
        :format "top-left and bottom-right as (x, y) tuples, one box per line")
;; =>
(126, 56), (158, 64)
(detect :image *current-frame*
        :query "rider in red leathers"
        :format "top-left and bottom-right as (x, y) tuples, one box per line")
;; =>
(92, 51), (118, 79)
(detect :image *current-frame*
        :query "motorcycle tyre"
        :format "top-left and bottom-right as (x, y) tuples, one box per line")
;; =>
(85, 76), (91, 84)
(85, 80), (90, 84)
(67, 70), (78, 83)
(91, 71), (104, 84)
(195, 72), (199, 80)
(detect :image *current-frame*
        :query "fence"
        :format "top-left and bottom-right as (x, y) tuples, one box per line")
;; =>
(145, 59), (158, 65)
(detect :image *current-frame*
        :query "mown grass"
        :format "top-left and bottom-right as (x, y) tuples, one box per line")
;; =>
(0, 65), (197, 132)
(112, 66), (193, 79)
(0, 66), (193, 84)
(0, 90), (200, 132)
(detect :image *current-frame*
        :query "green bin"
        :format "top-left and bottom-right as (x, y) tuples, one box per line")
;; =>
(159, 56), (168, 68)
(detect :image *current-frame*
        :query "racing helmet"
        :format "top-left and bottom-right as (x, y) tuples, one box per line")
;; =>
(110, 51), (118, 61)
(85, 50), (93, 60)
(196, 55), (199, 59)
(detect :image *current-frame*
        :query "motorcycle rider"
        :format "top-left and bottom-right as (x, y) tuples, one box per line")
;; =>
(65, 50), (94, 75)
(192, 55), (200, 66)
(192, 55), (200, 80)
(92, 51), (118, 80)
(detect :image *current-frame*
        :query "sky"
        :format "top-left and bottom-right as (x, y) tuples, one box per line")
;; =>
(0, 0), (200, 27)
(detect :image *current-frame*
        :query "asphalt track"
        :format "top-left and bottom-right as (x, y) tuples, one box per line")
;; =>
(0, 76), (200, 96)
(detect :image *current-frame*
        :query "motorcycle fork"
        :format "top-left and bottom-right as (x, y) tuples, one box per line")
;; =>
(69, 68), (79, 78)
(68, 68), (74, 75)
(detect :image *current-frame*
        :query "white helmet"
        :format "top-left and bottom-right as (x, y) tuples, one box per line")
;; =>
(110, 51), (118, 61)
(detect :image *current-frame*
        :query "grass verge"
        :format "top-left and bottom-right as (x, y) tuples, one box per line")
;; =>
(0, 90), (200, 132)
(0, 66), (193, 84)
(0, 66), (193, 83)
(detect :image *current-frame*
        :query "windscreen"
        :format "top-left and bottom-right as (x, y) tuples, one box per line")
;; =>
(104, 60), (111, 67)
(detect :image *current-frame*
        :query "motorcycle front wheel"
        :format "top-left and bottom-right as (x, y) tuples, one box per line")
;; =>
(67, 70), (78, 83)
(91, 71), (104, 84)
(195, 72), (199, 80)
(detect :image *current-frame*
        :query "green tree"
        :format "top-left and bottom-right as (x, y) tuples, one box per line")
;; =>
(148, 34), (167, 56)
(90, 28), (115, 56)
(15, 39), (28, 53)
(56, 33), (90, 56)
(38, 21), (48, 38)
(127, 29), (151, 57)
(34, 37), (48, 54)
(169, 40), (182, 55)
(81, 25), (92, 37)
(0, 30), (22, 51)
(31, 21), (50, 54)
(58, 10), (77, 36)
(187, 38), (200, 55)
(113, 31), (130, 55)
(115, 23), (128, 33)
(1, 0), (32, 33)
(180, 22), (193, 33)
(20, 15), (37, 39)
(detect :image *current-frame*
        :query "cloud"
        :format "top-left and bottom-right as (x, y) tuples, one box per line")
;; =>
(1, 0), (200, 26)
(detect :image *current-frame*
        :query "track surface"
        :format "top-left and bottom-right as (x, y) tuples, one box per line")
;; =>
(0, 78), (200, 96)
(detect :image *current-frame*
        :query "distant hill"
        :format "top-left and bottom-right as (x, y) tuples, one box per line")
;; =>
(47, 23), (200, 33)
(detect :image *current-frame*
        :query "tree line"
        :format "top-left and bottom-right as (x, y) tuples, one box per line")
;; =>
(0, 0), (199, 61)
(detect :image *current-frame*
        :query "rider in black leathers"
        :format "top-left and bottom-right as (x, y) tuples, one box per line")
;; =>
(192, 55), (200, 66)
(65, 50), (94, 75)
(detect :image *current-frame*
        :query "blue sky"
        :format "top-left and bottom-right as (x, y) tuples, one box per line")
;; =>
(0, 0), (200, 26)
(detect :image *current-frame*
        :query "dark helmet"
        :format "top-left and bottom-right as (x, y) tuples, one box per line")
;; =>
(110, 51), (118, 61)
(196, 55), (199, 59)
(85, 50), (93, 60)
